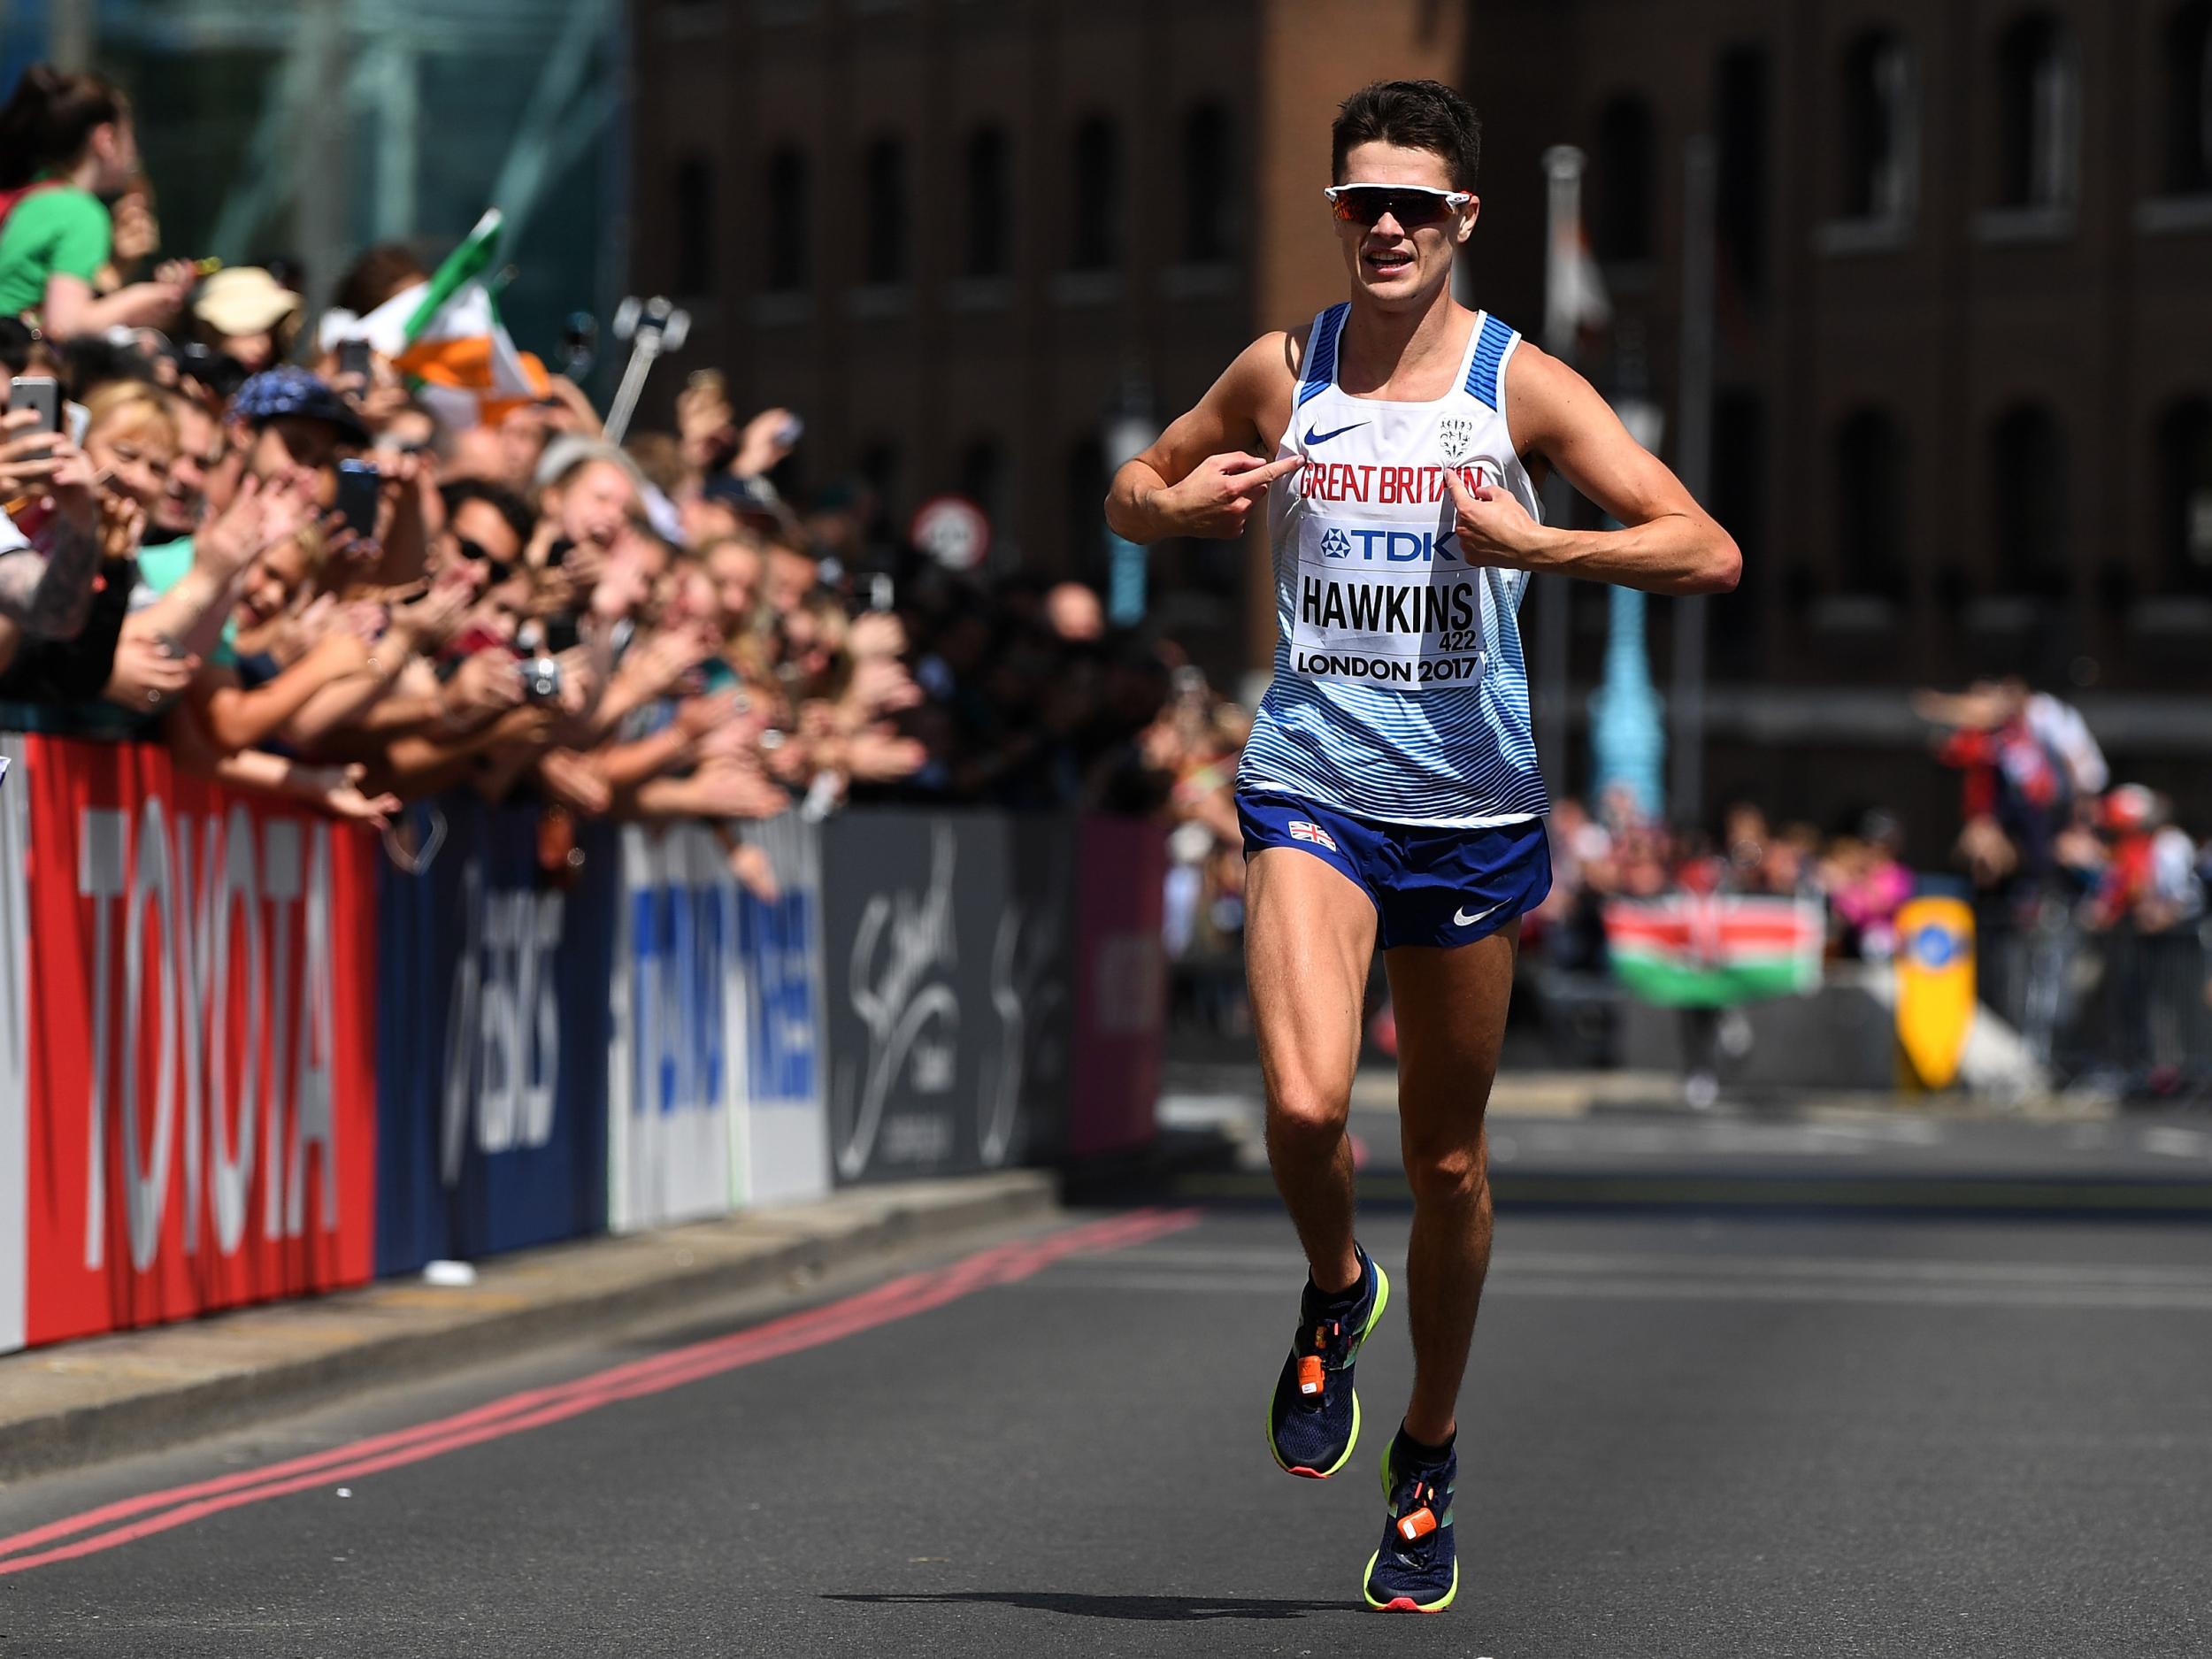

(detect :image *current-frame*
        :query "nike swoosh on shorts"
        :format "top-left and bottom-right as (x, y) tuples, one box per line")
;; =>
(1302, 421), (1369, 447)
(1451, 901), (1503, 928)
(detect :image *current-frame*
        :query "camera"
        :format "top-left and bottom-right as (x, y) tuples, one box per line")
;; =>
(520, 656), (564, 704)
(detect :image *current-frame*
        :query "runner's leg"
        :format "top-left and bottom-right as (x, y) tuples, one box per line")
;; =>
(1383, 922), (1518, 1445)
(1246, 847), (1376, 1295)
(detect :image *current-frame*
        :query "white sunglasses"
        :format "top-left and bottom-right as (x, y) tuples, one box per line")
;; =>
(1323, 183), (1475, 227)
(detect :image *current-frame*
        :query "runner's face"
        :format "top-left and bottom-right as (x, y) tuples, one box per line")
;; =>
(1333, 141), (1477, 310)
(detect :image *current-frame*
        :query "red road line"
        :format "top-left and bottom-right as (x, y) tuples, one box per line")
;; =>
(0, 1207), (1197, 1578)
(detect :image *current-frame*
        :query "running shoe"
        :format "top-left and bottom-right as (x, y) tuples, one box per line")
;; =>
(1363, 1429), (1458, 1613)
(1265, 1244), (1388, 1479)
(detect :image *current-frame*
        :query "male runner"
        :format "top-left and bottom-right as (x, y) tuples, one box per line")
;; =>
(1106, 80), (1737, 1612)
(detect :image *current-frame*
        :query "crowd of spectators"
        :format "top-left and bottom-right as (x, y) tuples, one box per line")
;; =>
(0, 64), (1215, 887)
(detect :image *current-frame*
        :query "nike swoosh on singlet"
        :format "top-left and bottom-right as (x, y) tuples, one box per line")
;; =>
(1302, 420), (1369, 447)
(1452, 901), (1504, 928)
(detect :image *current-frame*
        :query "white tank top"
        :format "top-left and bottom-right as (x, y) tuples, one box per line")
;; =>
(1237, 303), (1550, 827)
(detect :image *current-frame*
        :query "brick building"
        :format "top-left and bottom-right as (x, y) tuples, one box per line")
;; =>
(630, 0), (2212, 838)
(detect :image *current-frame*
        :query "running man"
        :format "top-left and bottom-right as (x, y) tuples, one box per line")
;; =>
(1105, 80), (1738, 1612)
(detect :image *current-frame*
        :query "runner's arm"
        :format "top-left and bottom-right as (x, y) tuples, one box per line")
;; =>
(1445, 343), (1739, 595)
(1105, 333), (1300, 544)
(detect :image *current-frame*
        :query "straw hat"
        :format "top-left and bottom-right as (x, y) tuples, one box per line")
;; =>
(193, 266), (302, 337)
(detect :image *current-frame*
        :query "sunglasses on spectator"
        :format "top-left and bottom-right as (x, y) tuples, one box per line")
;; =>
(1323, 184), (1474, 228)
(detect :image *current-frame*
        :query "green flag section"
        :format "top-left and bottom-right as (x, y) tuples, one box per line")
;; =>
(1603, 895), (1824, 1008)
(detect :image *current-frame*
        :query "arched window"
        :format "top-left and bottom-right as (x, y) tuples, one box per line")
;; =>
(673, 156), (714, 294)
(964, 126), (1010, 278)
(1834, 408), (1909, 598)
(1069, 116), (1122, 272)
(764, 146), (810, 292)
(1991, 404), (2070, 597)
(1993, 12), (2080, 210)
(864, 135), (910, 285)
(1592, 94), (1655, 262)
(2158, 398), (2212, 593)
(2164, 0), (2212, 194)
(1181, 101), (1233, 264)
(1840, 30), (1918, 220)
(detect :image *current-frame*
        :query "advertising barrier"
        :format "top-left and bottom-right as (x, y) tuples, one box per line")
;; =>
(373, 799), (614, 1274)
(733, 813), (830, 1206)
(1, 737), (28, 1353)
(818, 811), (1074, 1184)
(1066, 817), (1168, 1156)
(8, 734), (380, 1348)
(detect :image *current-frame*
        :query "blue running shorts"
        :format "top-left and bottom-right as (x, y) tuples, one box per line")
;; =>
(1237, 791), (1552, 950)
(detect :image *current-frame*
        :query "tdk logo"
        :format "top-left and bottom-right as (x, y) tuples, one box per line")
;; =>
(1314, 526), (1462, 564)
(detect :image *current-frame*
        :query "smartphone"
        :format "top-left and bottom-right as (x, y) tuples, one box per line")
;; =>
(543, 535), (574, 570)
(336, 339), (373, 380)
(775, 412), (804, 449)
(6, 376), (60, 434)
(870, 573), (895, 612)
(334, 458), (381, 539)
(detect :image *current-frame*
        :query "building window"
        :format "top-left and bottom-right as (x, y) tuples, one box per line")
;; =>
(764, 146), (810, 292)
(1063, 436), (1107, 576)
(864, 135), (909, 285)
(673, 156), (713, 294)
(858, 441), (902, 540)
(1716, 45), (1769, 305)
(960, 436), (1006, 534)
(964, 125), (1010, 278)
(1840, 30), (1918, 220)
(1592, 94), (1655, 263)
(1834, 408), (1909, 598)
(1993, 12), (2080, 210)
(2159, 398), (2212, 593)
(2164, 0), (2212, 194)
(1069, 116), (1122, 272)
(1709, 388), (1766, 675)
(1991, 404), (2070, 597)
(1181, 101), (1233, 264)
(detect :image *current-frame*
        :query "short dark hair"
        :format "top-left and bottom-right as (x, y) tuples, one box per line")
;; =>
(1331, 80), (1481, 192)
(439, 478), (534, 548)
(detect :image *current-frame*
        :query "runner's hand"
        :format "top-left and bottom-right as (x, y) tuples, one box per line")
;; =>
(1160, 451), (1302, 539)
(1442, 466), (1547, 567)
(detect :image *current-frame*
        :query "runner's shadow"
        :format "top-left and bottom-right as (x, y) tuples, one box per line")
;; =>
(826, 1591), (1348, 1623)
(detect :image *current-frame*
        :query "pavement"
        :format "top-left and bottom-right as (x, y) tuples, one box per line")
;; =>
(3, 1202), (2209, 1655)
(1163, 1065), (2212, 1215)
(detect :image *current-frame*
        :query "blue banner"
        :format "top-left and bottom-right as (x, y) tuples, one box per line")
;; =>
(375, 799), (614, 1274)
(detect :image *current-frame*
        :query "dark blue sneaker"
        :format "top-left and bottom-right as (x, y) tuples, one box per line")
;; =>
(1265, 1245), (1388, 1479)
(1363, 1429), (1458, 1612)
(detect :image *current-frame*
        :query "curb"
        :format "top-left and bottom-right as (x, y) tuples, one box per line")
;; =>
(0, 1171), (1056, 1484)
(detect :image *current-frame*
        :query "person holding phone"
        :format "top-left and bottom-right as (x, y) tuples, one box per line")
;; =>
(0, 400), (103, 671)
(0, 65), (195, 340)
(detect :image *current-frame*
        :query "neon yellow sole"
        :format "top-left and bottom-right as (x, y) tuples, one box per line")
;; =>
(1264, 1261), (1390, 1479)
(1363, 1552), (1458, 1612)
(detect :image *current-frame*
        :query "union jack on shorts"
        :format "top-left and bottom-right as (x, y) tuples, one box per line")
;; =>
(1286, 819), (1339, 852)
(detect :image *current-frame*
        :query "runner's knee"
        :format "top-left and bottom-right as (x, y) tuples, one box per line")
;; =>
(1265, 1085), (1349, 1150)
(1402, 1134), (1487, 1208)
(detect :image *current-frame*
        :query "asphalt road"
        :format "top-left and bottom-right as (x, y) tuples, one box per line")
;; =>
(4, 1203), (2211, 1657)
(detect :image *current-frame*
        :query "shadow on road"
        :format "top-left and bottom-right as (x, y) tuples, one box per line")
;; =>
(825, 1591), (1351, 1622)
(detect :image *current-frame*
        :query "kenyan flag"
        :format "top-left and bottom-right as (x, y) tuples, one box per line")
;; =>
(1602, 895), (1824, 1008)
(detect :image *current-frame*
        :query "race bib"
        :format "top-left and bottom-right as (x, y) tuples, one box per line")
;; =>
(1287, 514), (1490, 692)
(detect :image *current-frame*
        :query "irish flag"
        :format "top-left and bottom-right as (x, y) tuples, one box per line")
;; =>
(1603, 894), (1824, 1007)
(322, 211), (547, 427)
